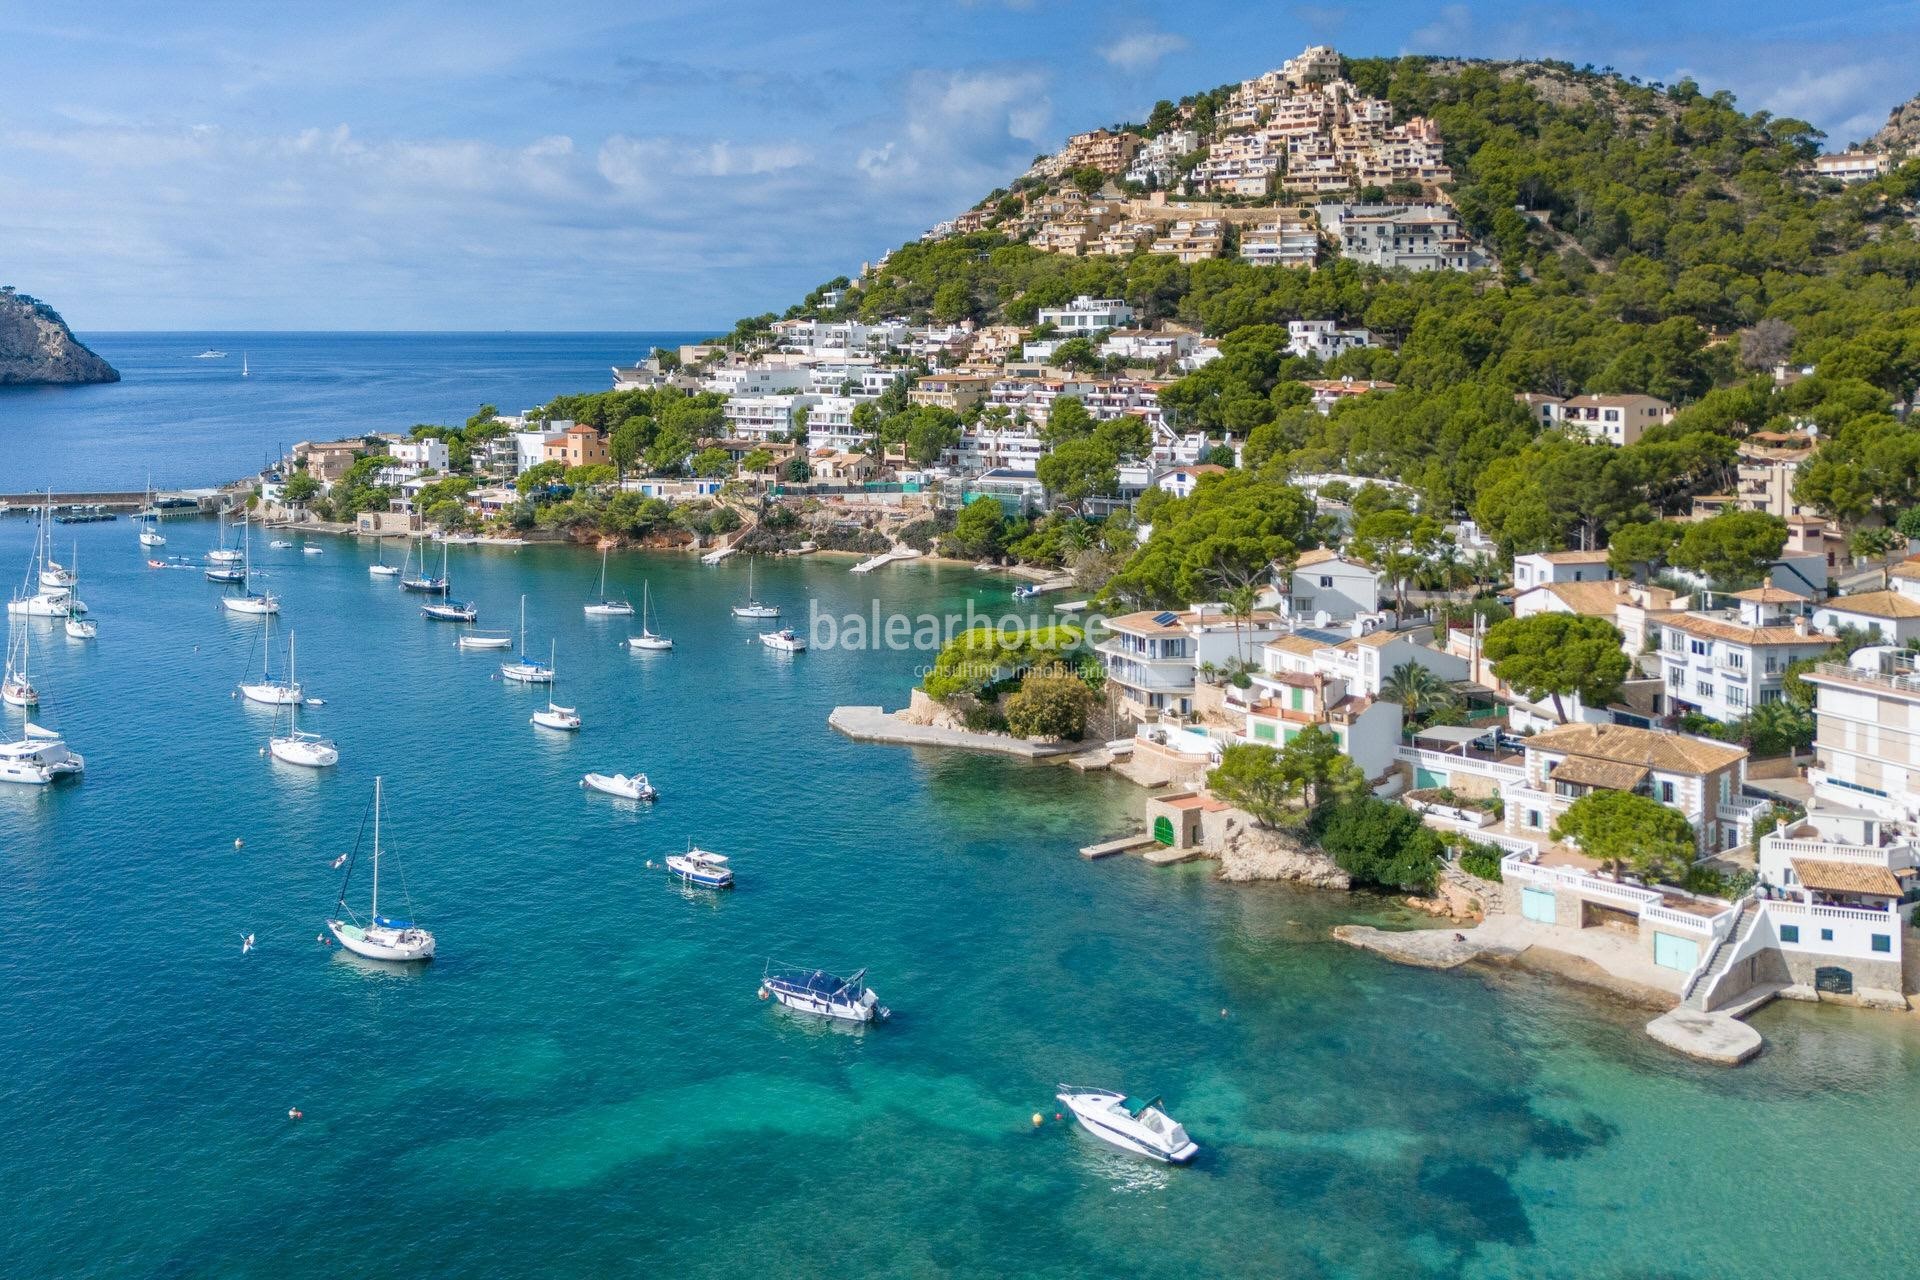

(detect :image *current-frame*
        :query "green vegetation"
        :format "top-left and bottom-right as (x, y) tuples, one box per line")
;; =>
(921, 624), (1088, 701)
(1457, 842), (1505, 882)
(1003, 672), (1095, 740)
(1550, 789), (1696, 882)
(1205, 728), (1367, 829)
(1313, 797), (1444, 894)
(1104, 471), (1318, 607)
(1483, 614), (1632, 722)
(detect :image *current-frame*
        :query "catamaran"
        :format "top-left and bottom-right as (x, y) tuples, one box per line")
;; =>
(730, 558), (779, 619)
(627, 581), (673, 651)
(530, 642), (581, 731)
(500, 596), (553, 684)
(584, 547), (633, 616)
(238, 614), (303, 705)
(0, 734), (84, 786)
(1055, 1086), (1199, 1164)
(266, 633), (336, 766)
(326, 777), (435, 961)
(759, 962), (888, 1023)
(221, 516), (277, 615)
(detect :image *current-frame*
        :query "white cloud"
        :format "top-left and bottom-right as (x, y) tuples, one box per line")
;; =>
(856, 66), (1053, 196)
(1099, 31), (1188, 74)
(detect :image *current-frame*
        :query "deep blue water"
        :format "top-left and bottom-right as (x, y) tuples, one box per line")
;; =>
(0, 331), (707, 492)
(0, 515), (1914, 1278)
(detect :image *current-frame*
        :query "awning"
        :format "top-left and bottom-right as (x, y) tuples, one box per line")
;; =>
(1412, 725), (1498, 747)
(1549, 756), (1649, 791)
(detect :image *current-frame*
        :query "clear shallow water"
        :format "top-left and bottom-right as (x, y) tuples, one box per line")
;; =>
(0, 331), (705, 492)
(0, 519), (1914, 1279)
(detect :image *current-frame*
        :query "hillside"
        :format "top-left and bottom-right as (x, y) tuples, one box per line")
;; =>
(1866, 91), (1920, 157)
(0, 288), (118, 385)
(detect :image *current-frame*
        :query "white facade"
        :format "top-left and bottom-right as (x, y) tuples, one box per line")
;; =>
(1660, 595), (1832, 725)
(1286, 319), (1376, 362)
(1511, 550), (1613, 592)
(1037, 295), (1134, 332)
(722, 393), (821, 443)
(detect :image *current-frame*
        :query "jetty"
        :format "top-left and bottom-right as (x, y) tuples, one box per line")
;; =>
(701, 544), (738, 564)
(850, 546), (921, 574)
(0, 489), (218, 515)
(827, 705), (1077, 759)
(1080, 832), (1155, 860)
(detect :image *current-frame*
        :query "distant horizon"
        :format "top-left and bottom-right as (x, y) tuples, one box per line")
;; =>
(74, 328), (727, 337)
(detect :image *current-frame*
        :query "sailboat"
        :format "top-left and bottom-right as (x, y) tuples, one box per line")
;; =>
(138, 478), (166, 547)
(241, 351), (249, 378)
(368, 540), (401, 578)
(584, 547), (633, 616)
(3, 611), (38, 707)
(500, 596), (553, 684)
(62, 546), (97, 639)
(627, 581), (673, 651)
(267, 632), (336, 766)
(207, 509), (243, 565)
(419, 543), (475, 620)
(326, 777), (435, 961)
(10, 494), (85, 617)
(400, 538), (444, 593)
(238, 613), (302, 705)
(221, 515), (278, 615)
(730, 557), (779, 619)
(530, 642), (581, 731)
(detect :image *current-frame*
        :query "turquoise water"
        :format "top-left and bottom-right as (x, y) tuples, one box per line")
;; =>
(1, 517), (1914, 1278)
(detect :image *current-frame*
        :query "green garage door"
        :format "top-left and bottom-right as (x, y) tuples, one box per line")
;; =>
(1653, 932), (1700, 972)
(1521, 888), (1556, 924)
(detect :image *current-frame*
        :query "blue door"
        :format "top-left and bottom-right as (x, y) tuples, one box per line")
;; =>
(1653, 932), (1700, 972)
(1521, 888), (1556, 924)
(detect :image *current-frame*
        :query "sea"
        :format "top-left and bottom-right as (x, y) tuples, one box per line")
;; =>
(0, 336), (1916, 1278)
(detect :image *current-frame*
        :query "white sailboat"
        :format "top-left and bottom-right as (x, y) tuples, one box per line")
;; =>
(368, 540), (402, 578)
(584, 547), (633, 616)
(10, 495), (85, 617)
(3, 611), (38, 707)
(267, 633), (336, 766)
(418, 543), (475, 620)
(207, 509), (243, 565)
(326, 777), (435, 961)
(530, 642), (581, 731)
(627, 580), (673, 651)
(241, 351), (249, 378)
(730, 557), (779, 619)
(222, 517), (278, 615)
(61, 545), (97, 639)
(138, 479), (166, 547)
(500, 596), (553, 684)
(238, 614), (303, 705)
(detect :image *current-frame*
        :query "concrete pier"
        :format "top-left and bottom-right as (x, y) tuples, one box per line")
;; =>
(827, 705), (1076, 759)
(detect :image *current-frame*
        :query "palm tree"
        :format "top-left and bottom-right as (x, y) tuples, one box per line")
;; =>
(1224, 582), (1260, 666)
(1381, 660), (1459, 720)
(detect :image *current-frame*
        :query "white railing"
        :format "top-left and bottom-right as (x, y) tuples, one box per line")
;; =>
(1641, 903), (1727, 937)
(1477, 832), (1539, 856)
(1501, 856), (1663, 910)
(1759, 834), (1916, 868)
(1762, 898), (1895, 923)
(1397, 745), (1524, 783)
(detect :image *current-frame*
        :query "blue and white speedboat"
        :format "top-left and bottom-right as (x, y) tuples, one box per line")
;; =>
(760, 963), (887, 1022)
(666, 846), (733, 888)
(1055, 1086), (1198, 1164)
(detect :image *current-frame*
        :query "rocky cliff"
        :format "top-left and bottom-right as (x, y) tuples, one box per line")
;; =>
(0, 289), (118, 385)
(1866, 92), (1920, 157)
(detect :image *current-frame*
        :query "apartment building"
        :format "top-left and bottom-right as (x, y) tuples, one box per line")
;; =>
(1061, 128), (1142, 173)
(1097, 605), (1285, 721)
(1659, 589), (1833, 724)
(909, 374), (997, 413)
(720, 393), (818, 443)
(1553, 393), (1675, 447)
(1148, 220), (1227, 263)
(1124, 129), (1200, 188)
(1240, 217), (1319, 267)
(1802, 650), (1920, 822)
(1240, 631), (1404, 781)
(1315, 202), (1484, 272)
(1286, 319), (1376, 362)
(1815, 152), (1891, 183)
(542, 425), (610, 470)
(1036, 295), (1134, 332)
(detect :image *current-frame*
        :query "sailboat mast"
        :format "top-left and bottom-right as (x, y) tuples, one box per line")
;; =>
(370, 776), (382, 919)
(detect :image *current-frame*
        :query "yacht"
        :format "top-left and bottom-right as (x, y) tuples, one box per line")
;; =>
(666, 846), (733, 889)
(456, 629), (512, 651)
(195, 350), (227, 359)
(530, 643), (580, 730)
(581, 771), (657, 801)
(1055, 1087), (1199, 1164)
(138, 500), (166, 548)
(326, 777), (435, 961)
(730, 558), (779, 619)
(400, 539), (445, 593)
(269, 539), (293, 550)
(500, 596), (553, 684)
(301, 545), (323, 556)
(584, 547), (633, 616)
(368, 542), (402, 578)
(239, 618), (303, 705)
(63, 600), (96, 641)
(759, 963), (888, 1023)
(416, 544), (474, 619)
(3, 614), (37, 707)
(627, 581), (673, 651)
(759, 628), (806, 653)
(267, 634), (336, 766)
(0, 735), (84, 785)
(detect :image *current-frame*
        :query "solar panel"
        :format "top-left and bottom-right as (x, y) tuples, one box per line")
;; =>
(1152, 611), (1180, 626)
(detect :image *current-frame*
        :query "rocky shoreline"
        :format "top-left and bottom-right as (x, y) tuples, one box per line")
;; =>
(0, 290), (118, 385)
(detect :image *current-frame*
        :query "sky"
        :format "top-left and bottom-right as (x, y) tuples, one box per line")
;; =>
(3, 0), (1917, 333)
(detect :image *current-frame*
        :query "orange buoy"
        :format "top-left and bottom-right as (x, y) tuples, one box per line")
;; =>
(1031, 1113), (1043, 1128)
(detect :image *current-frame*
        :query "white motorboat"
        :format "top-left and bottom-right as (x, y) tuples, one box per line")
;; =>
(584, 547), (634, 616)
(627, 580), (673, 651)
(239, 619), (303, 705)
(581, 771), (657, 801)
(760, 963), (888, 1023)
(8, 592), (78, 618)
(302, 546), (324, 556)
(500, 596), (553, 684)
(326, 777), (435, 961)
(759, 628), (806, 652)
(666, 846), (733, 888)
(270, 539), (293, 550)
(195, 350), (227, 359)
(730, 558), (779, 619)
(139, 529), (166, 548)
(268, 634), (335, 766)
(1055, 1087), (1199, 1164)
(0, 735), (84, 786)
(457, 629), (513, 650)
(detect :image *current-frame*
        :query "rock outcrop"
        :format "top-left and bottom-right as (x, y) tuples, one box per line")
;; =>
(1866, 92), (1920, 158)
(0, 289), (118, 385)
(1212, 814), (1350, 889)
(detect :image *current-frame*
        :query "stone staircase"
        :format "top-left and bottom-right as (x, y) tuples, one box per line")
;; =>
(1682, 898), (1759, 1011)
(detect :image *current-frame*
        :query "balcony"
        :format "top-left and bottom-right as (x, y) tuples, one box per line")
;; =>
(1759, 831), (1917, 869)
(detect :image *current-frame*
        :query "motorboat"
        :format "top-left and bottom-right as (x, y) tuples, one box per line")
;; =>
(666, 846), (733, 888)
(759, 963), (888, 1023)
(584, 547), (634, 616)
(239, 620), (303, 705)
(302, 546), (324, 556)
(1054, 1087), (1199, 1164)
(457, 629), (512, 651)
(759, 628), (806, 652)
(0, 735), (84, 785)
(581, 771), (657, 801)
(500, 596), (552, 683)
(267, 634), (335, 766)
(195, 350), (227, 359)
(1013, 583), (1043, 601)
(421, 600), (477, 622)
(730, 558), (779, 619)
(269, 539), (293, 550)
(326, 777), (435, 961)
(627, 581), (673, 651)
